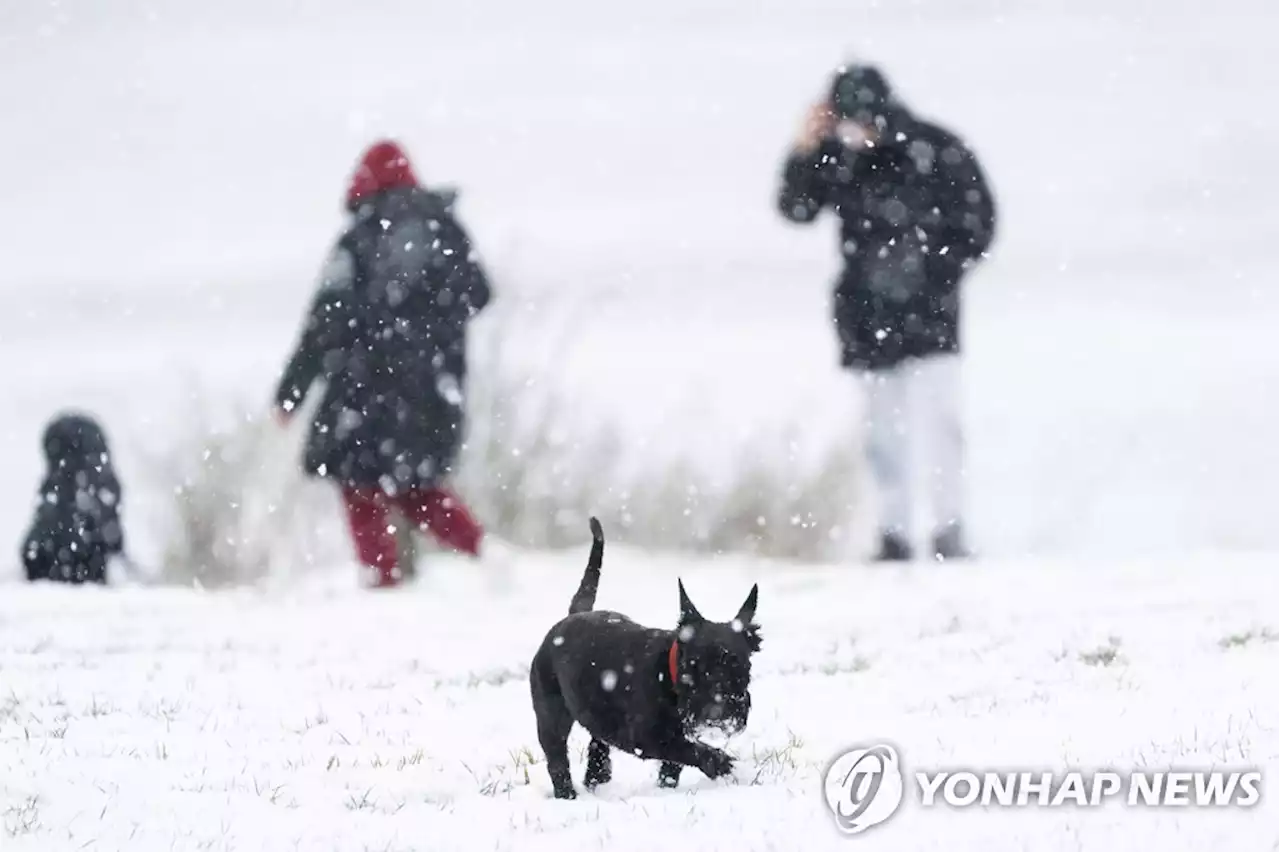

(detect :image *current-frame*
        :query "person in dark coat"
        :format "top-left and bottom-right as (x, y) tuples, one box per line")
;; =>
(274, 140), (491, 588)
(777, 63), (996, 562)
(22, 412), (125, 584)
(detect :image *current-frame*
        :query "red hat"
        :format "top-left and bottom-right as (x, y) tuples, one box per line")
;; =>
(345, 140), (419, 210)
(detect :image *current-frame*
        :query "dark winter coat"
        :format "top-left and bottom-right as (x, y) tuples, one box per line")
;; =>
(22, 413), (125, 584)
(778, 108), (996, 371)
(274, 185), (491, 493)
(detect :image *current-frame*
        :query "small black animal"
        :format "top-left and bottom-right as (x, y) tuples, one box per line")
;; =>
(530, 517), (761, 799)
(21, 413), (125, 585)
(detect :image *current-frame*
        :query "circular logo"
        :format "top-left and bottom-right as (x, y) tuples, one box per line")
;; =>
(823, 744), (905, 836)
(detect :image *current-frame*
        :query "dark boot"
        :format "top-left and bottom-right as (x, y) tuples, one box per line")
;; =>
(932, 524), (971, 561)
(874, 531), (913, 562)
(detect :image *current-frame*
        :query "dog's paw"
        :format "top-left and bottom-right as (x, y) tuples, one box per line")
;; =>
(584, 739), (612, 788)
(552, 785), (578, 800)
(699, 749), (735, 780)
(584, 766), (612, 789)
(657, 761), (682, 788)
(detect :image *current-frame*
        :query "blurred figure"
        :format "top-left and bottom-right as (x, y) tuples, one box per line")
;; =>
(274, 140), (491, 588)
(777, 63), (996, 562)
(22, 412), (126, 584)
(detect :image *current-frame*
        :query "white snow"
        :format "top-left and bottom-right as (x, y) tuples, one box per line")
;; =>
(0, 0), (1276, 848)
(0, 0), (1274, 561)
(1, 551), (1276, 850)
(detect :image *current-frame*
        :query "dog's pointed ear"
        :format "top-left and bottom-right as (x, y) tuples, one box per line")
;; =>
(677, 579), (704, 625)
(735, 583), (759, 626)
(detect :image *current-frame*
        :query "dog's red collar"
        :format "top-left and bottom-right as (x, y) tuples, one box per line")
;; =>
(668, 640), (679, 686)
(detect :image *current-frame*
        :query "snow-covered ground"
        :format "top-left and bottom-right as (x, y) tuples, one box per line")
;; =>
(2, 548), (1277, 850)
(0, 0), (1275, 560)
(0, 0), (1276, 848)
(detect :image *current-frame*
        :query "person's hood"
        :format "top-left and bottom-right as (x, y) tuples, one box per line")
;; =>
(42, 413), (111, 468)
(829, 63), (913, 142)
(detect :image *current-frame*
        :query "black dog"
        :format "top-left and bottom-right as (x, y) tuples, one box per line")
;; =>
(21, 413), (125, 585)
(530, 518), (761, 799)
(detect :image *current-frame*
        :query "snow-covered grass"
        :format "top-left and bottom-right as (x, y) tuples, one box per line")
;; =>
(1, 549), (1276, 850)
(135, 391), (343, 588)
(453, 298), (867, 558)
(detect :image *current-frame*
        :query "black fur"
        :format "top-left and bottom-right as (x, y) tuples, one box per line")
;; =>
(530, 518), (762, 799)
(21, 413), (125, 585)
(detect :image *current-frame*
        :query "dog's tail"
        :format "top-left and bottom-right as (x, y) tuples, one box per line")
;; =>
(568, 517), (605, 615)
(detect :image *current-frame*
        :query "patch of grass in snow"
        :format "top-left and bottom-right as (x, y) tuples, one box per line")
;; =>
(345, 788), (376, 811)
(746, 730), (806, 785)
(1218, 627), (1279, 649)
(284, 708), (330, 736)
(510, 745), (543, 786)
(139, 387), (341, 589)
(340, 786), (410, 815)
(1079, 636), (1125, 667)
(0, 692), (20, 723)
(455, 304), (864, 561)
(3, 795), (40, 839)
(396, 747), (426, 770)
(460, 666), (530, 689)
(459, 749), (543, 797)
(251, 777), (287, 805)
(141, 697), (185, 723)
(461, 758), (516, 797)
(478, 777), (514, 797)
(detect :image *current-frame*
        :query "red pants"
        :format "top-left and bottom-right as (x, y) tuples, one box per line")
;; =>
(342, 485), (483, 584)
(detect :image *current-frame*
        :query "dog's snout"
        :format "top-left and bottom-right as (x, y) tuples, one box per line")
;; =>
(706, 703), (724, 720)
